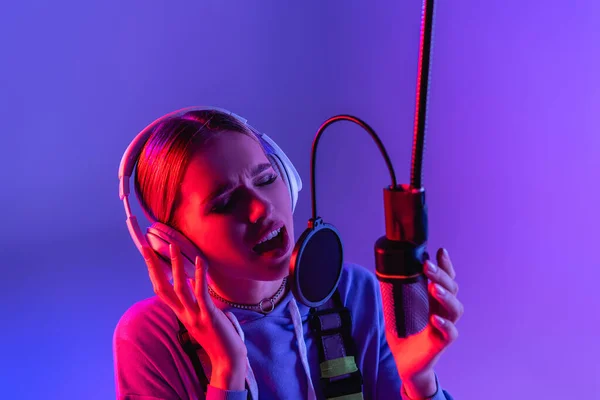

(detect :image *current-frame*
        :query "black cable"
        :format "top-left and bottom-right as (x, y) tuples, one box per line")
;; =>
(309, 0), (435, 221)
(310, 115), (397, 221)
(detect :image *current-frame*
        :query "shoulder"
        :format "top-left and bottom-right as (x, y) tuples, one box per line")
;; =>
(340, 261), (378, 283)
(112, 298), (197, 398)
(113, 296), (178, 349)
(337, 262), (380, 298)
(336, 262), (382, 316)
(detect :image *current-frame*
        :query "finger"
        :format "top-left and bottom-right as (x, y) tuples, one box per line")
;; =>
(141, 246), (182, 313)
(429, 282), (464, 323)
(436, 248), (456, 279)
(194, 255), (212, 313)
(430, 315), (458, 346)
(170, 243), (197, 312)
(424, 260), (459, 295)
(188, 278), (196, 297)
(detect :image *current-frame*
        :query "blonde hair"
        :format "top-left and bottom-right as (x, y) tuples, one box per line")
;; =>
(133, 109), (258, 230)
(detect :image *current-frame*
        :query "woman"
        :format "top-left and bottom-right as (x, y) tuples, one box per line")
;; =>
(113, 107), (462, 400)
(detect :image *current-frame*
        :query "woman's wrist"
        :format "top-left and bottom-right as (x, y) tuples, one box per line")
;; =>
(401, 369), (437, 399)
(210, 360), (247, 391)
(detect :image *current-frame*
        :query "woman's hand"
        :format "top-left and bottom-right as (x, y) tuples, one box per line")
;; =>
(141, 243), (248, 390)
(386, 248), (464, 399)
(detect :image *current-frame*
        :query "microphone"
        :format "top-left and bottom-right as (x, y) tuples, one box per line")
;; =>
(374, 185), (429, 338)
(375, 0), (436, 338)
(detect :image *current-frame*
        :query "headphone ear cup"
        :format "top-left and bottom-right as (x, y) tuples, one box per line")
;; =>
(268, 153), (296, 211)
(256, 133), (301, 213)
(145, 222), (203, 281)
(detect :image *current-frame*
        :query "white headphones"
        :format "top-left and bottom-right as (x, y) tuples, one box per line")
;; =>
(118, 106), (303, 280)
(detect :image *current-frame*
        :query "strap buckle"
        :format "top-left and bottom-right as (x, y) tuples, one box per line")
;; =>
(309, 307), (364, 399)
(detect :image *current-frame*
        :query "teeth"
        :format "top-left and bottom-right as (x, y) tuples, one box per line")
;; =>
(257, 227), (281, 244)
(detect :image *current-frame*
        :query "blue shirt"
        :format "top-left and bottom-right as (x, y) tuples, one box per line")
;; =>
(113, 262), (454, 399)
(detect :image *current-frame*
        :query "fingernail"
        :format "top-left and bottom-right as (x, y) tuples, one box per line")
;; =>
(426, 261), (437, 274)
(443, 248), (449, 258)
(435, 284), (446, 296)
(434, 315), (446, 325)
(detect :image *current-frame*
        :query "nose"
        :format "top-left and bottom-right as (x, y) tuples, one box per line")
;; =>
(248, 190), (273, 224)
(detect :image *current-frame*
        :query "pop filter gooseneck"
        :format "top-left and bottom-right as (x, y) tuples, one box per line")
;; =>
(289, 116), (398, 308)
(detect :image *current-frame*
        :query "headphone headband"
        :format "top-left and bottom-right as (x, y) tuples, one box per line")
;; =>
(119, 106), (251, 198)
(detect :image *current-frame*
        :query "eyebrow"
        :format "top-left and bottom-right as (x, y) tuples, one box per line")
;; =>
(202, 162), (274, 206)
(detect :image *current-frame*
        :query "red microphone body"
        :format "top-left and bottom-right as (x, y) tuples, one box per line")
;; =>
(375, 185), (429, 338)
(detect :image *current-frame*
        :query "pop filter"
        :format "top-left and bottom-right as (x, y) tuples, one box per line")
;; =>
(289, 217), (343, 308)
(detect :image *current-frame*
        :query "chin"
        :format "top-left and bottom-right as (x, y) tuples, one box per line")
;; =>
(254, 253), (291, 281)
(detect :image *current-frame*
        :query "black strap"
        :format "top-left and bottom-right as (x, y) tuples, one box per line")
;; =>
(309, 291), (364, 399)
(177, 319), (251, 399)
(176, 319), (209, 394)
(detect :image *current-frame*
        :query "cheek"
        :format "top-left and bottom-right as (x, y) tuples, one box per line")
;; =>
(197, 219), (243, 253)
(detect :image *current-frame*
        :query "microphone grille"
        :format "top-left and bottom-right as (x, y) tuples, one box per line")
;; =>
(379, 276), (429, 338)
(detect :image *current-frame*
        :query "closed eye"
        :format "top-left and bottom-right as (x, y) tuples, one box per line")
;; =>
(257, 173), (278, 186)
(210, 173), (278, 214)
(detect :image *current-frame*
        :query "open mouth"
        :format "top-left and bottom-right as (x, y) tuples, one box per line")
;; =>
(252, 225), (289, 257)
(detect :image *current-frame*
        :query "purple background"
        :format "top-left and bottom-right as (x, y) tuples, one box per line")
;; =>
(1, 1), (598, 399)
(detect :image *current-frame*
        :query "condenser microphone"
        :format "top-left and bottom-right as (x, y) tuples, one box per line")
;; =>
(374, 185), (429, 338)
(374, 0), (436, 338)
